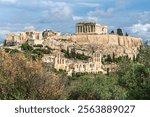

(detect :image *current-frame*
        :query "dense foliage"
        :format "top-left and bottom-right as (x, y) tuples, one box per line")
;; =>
(0, 44), (150, 100)
(20, 43), (51, 60)
(0, 51), (64, 99)
(61, 48), (90, 61)
(66, 45), (150, 100)
(117, 28), (123, 36)
(21, 43), (33, 51)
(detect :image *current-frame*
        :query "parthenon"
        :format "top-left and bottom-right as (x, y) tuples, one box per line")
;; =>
(76, 22), (108, 35)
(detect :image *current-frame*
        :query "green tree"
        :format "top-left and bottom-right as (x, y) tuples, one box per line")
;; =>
(103, 55), (113, 64)
(21, 43), (33, 51)
(125, 32), (128, 36)
(110, 30), (114, 34)
(0, 51), (64, 100)
(117, 45), (150, 99)
(136, 44), (150, 67)
(62, 48), (90, 61)
(66, 74), (127, 100)
(118, 63), (150, 99)
(117, 28), (123, 36)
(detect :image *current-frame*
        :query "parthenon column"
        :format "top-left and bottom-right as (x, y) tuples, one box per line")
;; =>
(88, 25), (90, 32)
(89, 25), (91, 32)
(81, 25), (83, 33)
(87, 26), (89, 32)
(92, 25), (94, 32)
(93, 25), (95, 32)
(79, 26), (81, 33)
(86, 26), (88, 32)
(80, 26), (82, 33)
(91, 25), (93, 32)
(86, 25), (87, 32)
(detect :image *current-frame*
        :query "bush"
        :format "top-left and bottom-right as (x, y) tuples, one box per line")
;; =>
(0, 45), (150, 100)
(117, 28), (123, 36)
(21, 43), (33, 51)
(66, 74), (127, 100)
(62, 49), (90, 61)
(0, 51), (64, 100)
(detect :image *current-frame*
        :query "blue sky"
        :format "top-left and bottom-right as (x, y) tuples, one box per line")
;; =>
(0, 0), (150, 43)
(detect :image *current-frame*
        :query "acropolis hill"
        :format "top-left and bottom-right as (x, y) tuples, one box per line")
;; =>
(4, 22), (143, 76)
(60, 22), (142, 47)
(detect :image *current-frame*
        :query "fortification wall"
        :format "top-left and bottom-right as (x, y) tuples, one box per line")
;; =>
(60, 34), (142, 48)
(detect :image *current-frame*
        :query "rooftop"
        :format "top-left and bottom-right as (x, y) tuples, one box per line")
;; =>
(77, 22), (97, 25)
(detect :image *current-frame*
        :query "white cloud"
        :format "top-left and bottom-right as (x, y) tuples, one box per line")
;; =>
(136, 11), (150, 24)
(0, 0), (17, 3)
(50, 5), (72, 20)
(78, 2), (100, 7)
(40, 1), (73, 21)
(88, 8), (115, 18)
(87, 17), (98, 22)
(73, 7), (115, 23)
(24, 26), (36, 31)
(130, 23), (150, 33)
(73, 16), (83, 21)
(0, 30), (10, 36)
(72, 15), (98, 22)
(0, 29), (10, 42)
(129, 23), (150, 42)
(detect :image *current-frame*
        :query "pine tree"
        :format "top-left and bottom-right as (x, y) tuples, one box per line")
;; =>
(117, 28), (123, 36)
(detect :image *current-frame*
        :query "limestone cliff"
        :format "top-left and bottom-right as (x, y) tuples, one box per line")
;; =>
(60, 34), (142, 48)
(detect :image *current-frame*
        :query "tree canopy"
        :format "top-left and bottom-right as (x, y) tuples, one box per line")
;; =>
(0, 44), (150, 100)
(117, 28), (123, 36)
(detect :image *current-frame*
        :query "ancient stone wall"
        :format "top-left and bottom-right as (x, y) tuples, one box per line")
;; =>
(59, 34), (142, 48)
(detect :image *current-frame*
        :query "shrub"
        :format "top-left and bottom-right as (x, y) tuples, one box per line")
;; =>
(0, 51), (64, 100)
(21, 43), (33, 51)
